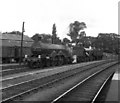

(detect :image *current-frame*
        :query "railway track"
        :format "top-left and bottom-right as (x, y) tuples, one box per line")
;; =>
(1, 59), (114, 77)
(1, 60), (118, 102)
(1, 60), (111, 89)
(1, 60), (108, 84)
(1, 67), (29, 76)
(1, 64), (26, 70)
(52, 64), (117, 102)
(1, 63), (88, 76)
(1, 64), (64, 76)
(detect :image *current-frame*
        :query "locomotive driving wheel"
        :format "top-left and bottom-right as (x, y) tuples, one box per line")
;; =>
(28, 61), (36, 68)
(46, 59), (50, 67)
(51, 56), (58, 66)
(58, 56), (64, 66)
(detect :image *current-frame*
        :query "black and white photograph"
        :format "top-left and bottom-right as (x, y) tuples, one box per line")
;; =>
(0, 0), (119, 102)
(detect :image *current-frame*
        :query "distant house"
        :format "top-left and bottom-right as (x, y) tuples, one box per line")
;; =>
(0, 32), (34, 63)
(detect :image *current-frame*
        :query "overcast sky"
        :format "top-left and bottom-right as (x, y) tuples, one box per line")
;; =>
(0, 0), (119, 39)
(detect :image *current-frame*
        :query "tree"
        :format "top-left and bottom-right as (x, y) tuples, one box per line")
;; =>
(51, 23), (62, 44)
(67, 21), (87, 45)
(52, 23), (57, 43)
(79, 31), (86, 39)
(3, 31), (22, 35)
(92, 33), (120, 54)
(55, 37), (62, 44)
(32, 33), (52, 43)
(63, 38), (70, 45)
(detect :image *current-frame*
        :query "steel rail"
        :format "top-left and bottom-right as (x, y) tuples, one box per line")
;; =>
(91, 72), (115, 103)
(1, 60), (109, 82)
(1, 67), (29, 77)
(1, 60), (112, 90)
(1, 67), (27, 72)
(2, 61), (117, 102)
(1, 68), (53, 82)
(51, 63), (117, 103)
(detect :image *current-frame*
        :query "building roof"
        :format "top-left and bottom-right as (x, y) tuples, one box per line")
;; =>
(0, 33), (33, 47)
(0, 32), (33, 41)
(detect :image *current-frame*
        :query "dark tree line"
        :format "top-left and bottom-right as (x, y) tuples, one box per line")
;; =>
(31, 22), (120, 55)
(4, 21), (119, 55)
(3, 31), (22, 35)
(32, 23), (62, 44)
(92, 33), (120, 54)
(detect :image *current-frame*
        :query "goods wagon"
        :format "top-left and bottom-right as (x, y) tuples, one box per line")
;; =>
(0, 33), (33, 63)
(1, 41), (33, 63)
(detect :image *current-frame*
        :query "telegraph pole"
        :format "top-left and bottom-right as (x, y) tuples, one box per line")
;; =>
(20, 22), (25, 65)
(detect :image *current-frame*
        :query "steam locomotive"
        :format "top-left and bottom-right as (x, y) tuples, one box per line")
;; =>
(26, 40), (103, 68)
(27, 41), (73, 68)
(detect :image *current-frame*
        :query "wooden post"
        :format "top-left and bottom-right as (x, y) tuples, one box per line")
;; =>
(20, 22), (25, 65)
